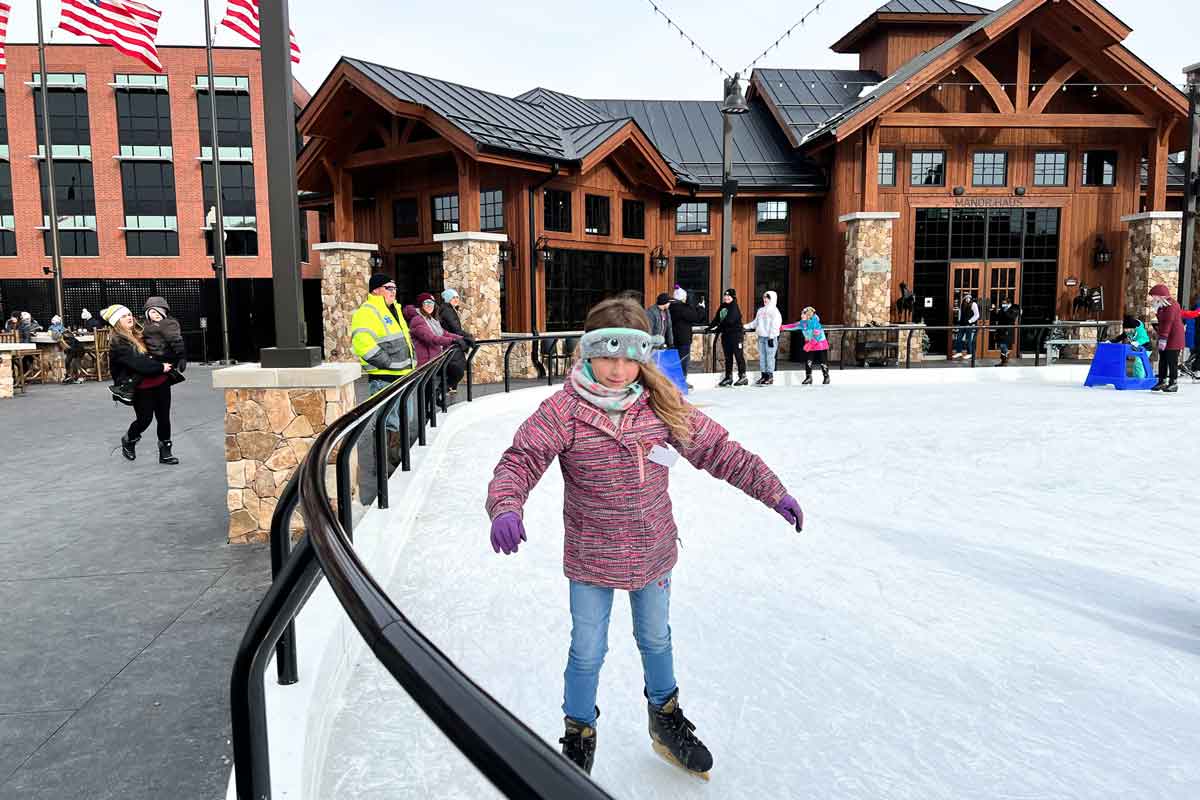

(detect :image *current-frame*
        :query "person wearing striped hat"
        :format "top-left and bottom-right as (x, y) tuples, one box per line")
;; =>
(102, 303), (178, 463)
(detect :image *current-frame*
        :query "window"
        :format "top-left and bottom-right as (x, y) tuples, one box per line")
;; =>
(480, 189), (504, 232)
(544, 188), (571, 232)
(1022, 208), (1060, 260)
(622, 199), (645, 239)
(431, 194), (459, 234)
(392, 198), (418, 238)
(116, 88), (172, 158)
(755, 201), (788, 234)
(1082, 150), (1118, 186)
(395, 251), (444, 303)
(753, 256), (789, 321)
(878, 151), (897, 186)
(197, 87), (253, 160)
(972, 151), (1008, 187)
(910, 151), (945, 186)
(39, 161), (98, 256)
(120, 162), (178, 256)
(673, 256), (710, 310)
(0, 163), (14, 256)
(33, 85), (91, 158)
(545, 250), (644, 331)
(0, 82), (9, 160)
(675, 202), (709, 234)
(913, 207), (950, 261)
(1033, 151), (1068, 186)
(202, 163), (257, 256)
(949, 208), (986, 260)
(584, 194), (610, 235)
(986, 208), (1023, 260)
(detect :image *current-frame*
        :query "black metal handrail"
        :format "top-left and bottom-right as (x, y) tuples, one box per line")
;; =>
(230, 349), (611, 800)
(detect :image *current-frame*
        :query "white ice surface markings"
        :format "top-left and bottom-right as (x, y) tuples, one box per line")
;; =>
(320, 380), (1200, 799)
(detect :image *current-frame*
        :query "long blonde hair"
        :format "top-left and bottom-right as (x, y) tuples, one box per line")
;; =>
(581, 296), (693, 444)
(113, 318), (148, 353)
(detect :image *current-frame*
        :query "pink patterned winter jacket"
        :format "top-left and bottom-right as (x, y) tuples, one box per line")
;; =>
(486, 382), (787, 590)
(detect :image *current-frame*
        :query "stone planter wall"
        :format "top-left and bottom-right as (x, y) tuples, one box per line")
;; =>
(1122, 213), (1182, 325)
(214, 363), (361, 545)
(316, 243), (376, 363)
(840, 212), (898, 328)
(0, 354), (13, 399)
(437, 232), (506, 384)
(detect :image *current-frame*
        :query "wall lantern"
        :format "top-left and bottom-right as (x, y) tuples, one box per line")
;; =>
(534, 235), (553, 265)
(498, 242), (511, 267)
(368, 253), (383, 269)
(1014, 186), (1026, 196)
(801, 248), (817, 273)
(952, 186), (965, 196)
(1092, 235), (1113, 266)
(650, 245), (669, 273)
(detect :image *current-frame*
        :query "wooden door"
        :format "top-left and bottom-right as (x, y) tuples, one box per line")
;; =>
(983, 263), (1019, 357)
(950, 265), (982, 355)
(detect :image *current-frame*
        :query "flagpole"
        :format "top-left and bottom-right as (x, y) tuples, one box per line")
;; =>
(203, 0), (231, 363)
(35, 0), (64, 320)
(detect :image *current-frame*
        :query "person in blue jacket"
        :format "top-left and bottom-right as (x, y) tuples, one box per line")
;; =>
(1184, 294), (1200, 378)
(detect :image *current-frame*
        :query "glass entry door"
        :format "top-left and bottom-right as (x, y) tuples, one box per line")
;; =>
(950, 263), (1019, 358)
(984, 264), (1019, 356)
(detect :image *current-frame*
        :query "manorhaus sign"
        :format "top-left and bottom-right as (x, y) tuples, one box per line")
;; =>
(952, 197), (1031, 208)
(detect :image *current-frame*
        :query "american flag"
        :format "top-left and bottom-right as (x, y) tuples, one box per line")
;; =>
(219, 0), (301, 64)
(58, 0), (164, 72)
(0, 2), (11, 72)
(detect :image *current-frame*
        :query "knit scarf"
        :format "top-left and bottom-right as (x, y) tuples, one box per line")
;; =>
(570, 361), (643, 413)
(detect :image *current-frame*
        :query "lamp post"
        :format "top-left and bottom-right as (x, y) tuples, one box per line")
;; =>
(1180, 61), (1200, 307)
(719, 72), (748, 295)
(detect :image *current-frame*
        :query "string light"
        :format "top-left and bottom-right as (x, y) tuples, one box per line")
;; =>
(644, 0), (730, 77)
(742, 0), (827, 74)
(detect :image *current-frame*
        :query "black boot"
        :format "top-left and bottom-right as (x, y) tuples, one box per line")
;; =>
(1151, 380), (1167, 391)
(754, 374), (767, 385)
(158, 440), (179, 465)
(559, 709), (598, 775)
(121, 434), (139, 461)
(822, 365), (831, 385)
(1163, 381), (1179, 393)
(717, 376), (733, 388)
(802, 366), (813, 385)
(763, 373), (773, 385)
(733, 375), (749, 387)
(647, 689), (712, 778)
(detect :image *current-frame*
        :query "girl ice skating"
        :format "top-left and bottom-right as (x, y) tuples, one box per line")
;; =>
(782, 306), (830, 385)
(746, 290), (783, 385)
(485, 297), (803, 779)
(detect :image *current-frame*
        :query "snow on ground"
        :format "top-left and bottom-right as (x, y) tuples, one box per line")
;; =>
(319, 374), (1200, 800)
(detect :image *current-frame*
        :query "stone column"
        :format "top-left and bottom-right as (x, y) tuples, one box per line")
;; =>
(0, 353), (13, 399)
(1121, 212), (1182, 323)
(839, 212), (899, 326)
(435, 231), (506, 384)
(213, 362), (361, 544)
(314, 242), (377, 363)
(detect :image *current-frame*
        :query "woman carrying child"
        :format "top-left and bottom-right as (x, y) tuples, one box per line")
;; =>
(101, 303), (178, 464)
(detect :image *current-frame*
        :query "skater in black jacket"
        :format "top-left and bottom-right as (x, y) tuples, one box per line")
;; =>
(668, 287), (706, 385)
(706, 288), (747, 386)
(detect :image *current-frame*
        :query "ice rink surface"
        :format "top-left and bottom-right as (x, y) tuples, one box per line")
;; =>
(320, 376), (1200, 799)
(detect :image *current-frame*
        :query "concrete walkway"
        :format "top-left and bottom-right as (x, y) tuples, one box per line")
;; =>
(0, 368), (268, 800)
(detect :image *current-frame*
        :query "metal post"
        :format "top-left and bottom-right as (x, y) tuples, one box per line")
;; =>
(203, 0), (232, 364)
(258, 0), (321, 368)
(35, 0), (64, 320)
(1180, 63), (1200, 307)
(720, 113), (734, 294)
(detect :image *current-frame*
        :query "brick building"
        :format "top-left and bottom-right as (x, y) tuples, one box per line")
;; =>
(0, 44), (319, 361)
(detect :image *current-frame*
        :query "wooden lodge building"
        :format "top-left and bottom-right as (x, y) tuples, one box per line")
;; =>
(299, 0), (1196, 363)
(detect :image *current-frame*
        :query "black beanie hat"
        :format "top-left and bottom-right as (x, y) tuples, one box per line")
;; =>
(724, 288), (736, 298)
(1123, 314), (1140, 329)
(655, 292), (671, 305)
(368, 273), (393, 292)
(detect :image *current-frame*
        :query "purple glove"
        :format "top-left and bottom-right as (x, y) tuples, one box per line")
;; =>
(773, 494), (803, 532)
(490, 512), (527, 555)
(1158, 338), (1168, 352)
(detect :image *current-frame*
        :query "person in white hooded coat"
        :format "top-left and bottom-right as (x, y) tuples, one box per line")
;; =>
(746, 290), (783, 385)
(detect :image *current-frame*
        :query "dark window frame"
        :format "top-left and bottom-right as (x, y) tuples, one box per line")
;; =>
(675, 202), (710, 235)
(1082, 149), (1119, 187)
(584, 194), (610, 236)
(755, 200), (789, 234)
(115, 89), (172, 152)
(621, 198), (645, 240)
(431, 193), (460, 234)
(392, 197), (419, 238)
(34, 87), (91, 148)
(201, 162), (257, 219)
(910, 150), (946, 187)
(196, 89), (253, 153)
(543, 188), (572, 233)
(1033, 151), (1069, 187)
(971, 150), (1008, 187)
(878, 150), (897, 187)
(480, 188), (504, 232)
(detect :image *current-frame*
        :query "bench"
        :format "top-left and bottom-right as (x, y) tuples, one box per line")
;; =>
(1043, 338), (1096, 365)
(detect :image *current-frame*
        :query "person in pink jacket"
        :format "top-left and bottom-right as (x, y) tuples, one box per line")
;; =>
(404, 293), (466, 394)
(486, 296), (803, 779)
(1149, 283), (1185, 392)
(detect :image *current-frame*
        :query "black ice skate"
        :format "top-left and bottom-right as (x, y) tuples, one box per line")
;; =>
(1163, 381), (1179, 393)
(802, 367), (813, 385)
(733, 376), (749, 386)
(762, 373), (774, 385)
(646, 689), (712, 780)
(821, 366), (831, 385)
(121, 434), (139, 461)
(718, 376), (733, 387)
(559, 710), (598, 775)
(1151, 380), (1168, 391)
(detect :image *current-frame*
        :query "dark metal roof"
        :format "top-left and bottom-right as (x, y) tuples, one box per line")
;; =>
(876, 0), (990, 15)
(561, 118), (631, 159)
(515, 87), (608, 127)
(584, 98), (825, 190)
(1140, 157), (1188, 190)
(754, 69), (884, 143)
(801, 0), (1022, 145)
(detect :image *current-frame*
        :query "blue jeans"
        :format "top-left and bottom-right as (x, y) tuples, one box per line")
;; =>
(953, 327), (977, 355)
(758, 335), (778, 374)
(563, 573), (676, 725)
(368, 377), (400, 432)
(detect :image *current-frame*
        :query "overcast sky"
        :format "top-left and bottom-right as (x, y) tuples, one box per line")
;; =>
(6, 0), (1197, 99)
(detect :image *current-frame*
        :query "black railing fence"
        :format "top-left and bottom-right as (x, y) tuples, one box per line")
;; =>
(230, 349), (612, 800)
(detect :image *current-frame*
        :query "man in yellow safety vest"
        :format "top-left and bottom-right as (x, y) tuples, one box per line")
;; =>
(351, 273), (416, 436)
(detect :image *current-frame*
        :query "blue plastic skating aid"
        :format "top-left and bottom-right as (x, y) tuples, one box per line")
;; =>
(1083, 342), (1157, 390)
(652, 348), (689, 394)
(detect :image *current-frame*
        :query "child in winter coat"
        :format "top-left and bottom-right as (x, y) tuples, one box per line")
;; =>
(486, 296), (803, 779)
(745, 290), (783, 385)
(1148, 284), (1185, 392)
(141, 297), (187, 373)
(1110, 315), (1151, 379)
(782, 306), (830, 385)
(705, 288), (747, 386)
